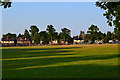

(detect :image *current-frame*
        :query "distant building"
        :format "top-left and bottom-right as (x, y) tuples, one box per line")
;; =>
(17, 37), (31, 46)
(60, 39), (68, 45)
(51, 40), (58, 45)
(73, 38), (84, 44)
(1, 38), (17, 47)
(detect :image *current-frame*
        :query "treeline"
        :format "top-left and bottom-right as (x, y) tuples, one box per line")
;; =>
(2, 25), (72, 44)
(2, 24), (119, 44)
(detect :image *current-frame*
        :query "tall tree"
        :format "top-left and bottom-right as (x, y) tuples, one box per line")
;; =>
(46, 25), (56, 44)
(53, 32), (59, 40)
(17, 34), (24, 38)
(97, 31), (104, 40)
(2, 33), (16, 41)
(87, 24), (99, 42)
(29, 25), (39, 36)
(29, 25), (39, 42)
(104, 31), (112, 43)
(96, 1), (120, 40)
(39, 31), (49, 44)
(32, 32), (40, 44)
(24, 29), (30, 39)
(60, 28), (71, 44)
(79, 31), (85, 39)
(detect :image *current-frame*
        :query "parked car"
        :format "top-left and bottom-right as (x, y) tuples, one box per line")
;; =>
(109, 40), (114, 44)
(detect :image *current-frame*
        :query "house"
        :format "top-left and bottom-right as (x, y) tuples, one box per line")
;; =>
(51, 40), (58, 45)
(17, 37), (31, 46)
(49, 39), (68, 45)
(73, 38), (84, 44)
(1, 38), (17, 47)
(59, 39), (68, 45)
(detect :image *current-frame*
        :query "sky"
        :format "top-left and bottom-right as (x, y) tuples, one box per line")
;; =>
(1, 2), (115, 38)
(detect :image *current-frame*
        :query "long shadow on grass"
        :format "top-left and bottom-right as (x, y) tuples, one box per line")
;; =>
(2, 64), (119, 78)
(2, 47), (81, 58)
(2, 53), (119, 69)
(2, 49), (77, 59)
(23, 53), (119, 66)
(2, 46), (80, 51)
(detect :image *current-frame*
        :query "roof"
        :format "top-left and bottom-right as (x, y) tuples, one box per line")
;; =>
(17, 37), (30, 41)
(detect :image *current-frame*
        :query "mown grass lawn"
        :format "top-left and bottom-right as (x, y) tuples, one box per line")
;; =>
(1, 44), (119, 78)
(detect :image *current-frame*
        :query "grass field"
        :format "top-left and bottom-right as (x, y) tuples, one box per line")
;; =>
(1, 44), (119, 78)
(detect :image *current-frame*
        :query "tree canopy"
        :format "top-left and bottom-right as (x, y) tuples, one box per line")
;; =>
(87, 24), (99, 42)
(46, 25), (56, 43)
(96, 1), (120, 40)
(60, 28), (71, 44)
(0, 0), (11, 8)
(24, 29), (30, 39)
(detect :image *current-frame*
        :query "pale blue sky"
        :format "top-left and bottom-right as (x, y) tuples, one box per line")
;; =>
(1, 2), (114, 38)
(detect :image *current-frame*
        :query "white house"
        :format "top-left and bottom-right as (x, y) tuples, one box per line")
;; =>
(73, 38), (84, 44)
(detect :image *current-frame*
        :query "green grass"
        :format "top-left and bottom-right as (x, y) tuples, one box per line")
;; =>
(1, 44), (119, 78)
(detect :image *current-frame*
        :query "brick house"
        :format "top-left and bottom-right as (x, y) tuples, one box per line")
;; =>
(17, 36), (31, 46)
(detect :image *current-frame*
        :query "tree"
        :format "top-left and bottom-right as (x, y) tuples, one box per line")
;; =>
(29, 25), (39, 36)
(79, 31), (85, 40)
(46, 25), (56, 44)
(0, 0), (12, 8)
(60, 28), (71, 44)
(32, 32), (40, 44)
(2, 33), (16, 41)
(96, 1), (120, 40)
(29, 25), (39, 42)
(24, 29), (30, 39)
(111, 31), (118, 40)
(97, 31), (104, 40)
(39, 31), (49, 44)
(104, 31), (112, 43)
(53, 32), (59, 40)
(17, 34), (24, 38)
(87, 24), (99, 42)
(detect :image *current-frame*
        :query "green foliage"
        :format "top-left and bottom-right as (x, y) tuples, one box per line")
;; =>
(0, 0), (12, 8)
(60, 28), (71, 44)
(97, 31), (104, 40)
(96, 1), (120, 40)
(29, 25), (39, 43)
(24, 29), (30, 39)
(53, 32), (59, 40)
(104, 31), (112, 43)
(33, 32), (40, 44)
(17, 34), (24, 38)
(79, 31), (85, 39)
(29, 25), (39, 37)
(87, 24), (99, 41)
(39, 31), (49, 44)
(88, 25), (99, 32)
(2, 33), (16, 40)
(46, 25), (56, 43)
